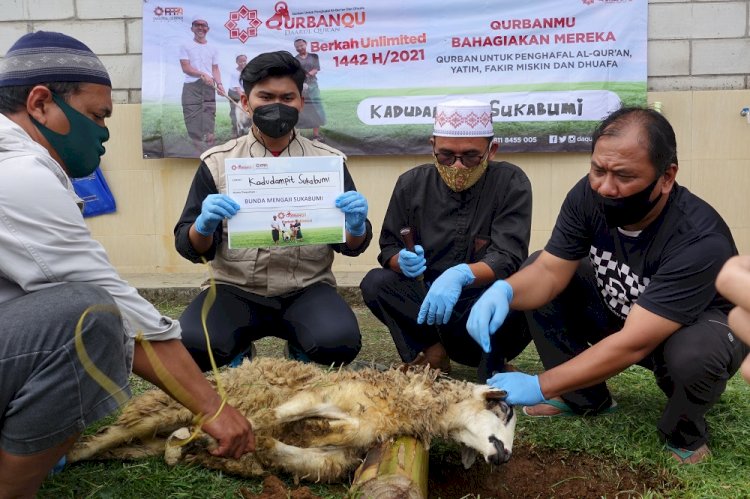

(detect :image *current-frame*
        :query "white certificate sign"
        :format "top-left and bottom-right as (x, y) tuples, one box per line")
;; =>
(225, 156), (345, 248)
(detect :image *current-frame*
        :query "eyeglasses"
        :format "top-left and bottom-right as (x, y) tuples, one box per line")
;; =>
(192, 22), (209, 28)
(433, 146), (489, 168)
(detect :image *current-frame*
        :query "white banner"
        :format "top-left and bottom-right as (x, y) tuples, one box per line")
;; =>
(142, 0), (647, 157)
(225, 156), (345, 248)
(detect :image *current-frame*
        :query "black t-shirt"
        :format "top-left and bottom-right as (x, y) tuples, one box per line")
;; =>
(546, 176), (736, 324)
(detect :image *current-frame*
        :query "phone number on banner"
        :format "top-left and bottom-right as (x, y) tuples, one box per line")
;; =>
(332, 49), (425, 67)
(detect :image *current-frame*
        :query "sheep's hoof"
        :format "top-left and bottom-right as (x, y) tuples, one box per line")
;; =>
(164, 427), (191, 466)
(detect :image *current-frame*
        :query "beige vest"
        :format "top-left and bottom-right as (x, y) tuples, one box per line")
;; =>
(201, 133), (346, 297)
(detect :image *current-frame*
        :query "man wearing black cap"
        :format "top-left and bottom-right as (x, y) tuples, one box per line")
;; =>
(0, 31), (254, 495)
(174, 51), (372, 370)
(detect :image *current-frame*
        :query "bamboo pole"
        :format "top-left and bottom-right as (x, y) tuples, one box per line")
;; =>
(349, 436), (429, 499)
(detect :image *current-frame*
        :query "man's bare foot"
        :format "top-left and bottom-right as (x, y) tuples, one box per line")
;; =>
(402, 343), (451, 373)
(522, 397), (569, 417)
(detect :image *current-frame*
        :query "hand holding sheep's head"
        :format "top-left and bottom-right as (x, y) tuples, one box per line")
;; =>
(447, 387), (515, 468)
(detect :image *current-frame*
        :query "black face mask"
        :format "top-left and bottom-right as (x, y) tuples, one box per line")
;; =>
(594, 176), (662, 227)
(252, 103), (299, 138)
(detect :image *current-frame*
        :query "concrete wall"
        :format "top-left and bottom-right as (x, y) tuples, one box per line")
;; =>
(2, 1), (750, 278)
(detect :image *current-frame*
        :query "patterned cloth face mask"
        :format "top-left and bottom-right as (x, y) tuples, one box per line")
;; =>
(433, 146), (490, 192)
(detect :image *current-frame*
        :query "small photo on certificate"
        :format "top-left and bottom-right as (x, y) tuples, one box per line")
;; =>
(225, 156), (345, 248)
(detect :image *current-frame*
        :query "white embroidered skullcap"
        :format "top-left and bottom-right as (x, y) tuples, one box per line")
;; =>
(433, 98), (494, 137)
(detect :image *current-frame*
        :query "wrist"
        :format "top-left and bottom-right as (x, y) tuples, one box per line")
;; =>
(194, 216), (214, 237)
(347, 222), (366, 237)
(453, 263), (475, 286)
(493, 279), (513, 302)
(533, 374), (546, 400)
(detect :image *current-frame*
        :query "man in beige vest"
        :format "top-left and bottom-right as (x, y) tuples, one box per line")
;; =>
(174, 51), (371, 369)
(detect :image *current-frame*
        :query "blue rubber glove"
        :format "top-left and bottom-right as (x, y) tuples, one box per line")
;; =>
(335, 191), (368, 237)
(194, 194), (241, 236)
(417, 263), (475, 326)
(486, 372), (545, 406)
(466, 280), (513, 353)
(398, 245), (426, 278)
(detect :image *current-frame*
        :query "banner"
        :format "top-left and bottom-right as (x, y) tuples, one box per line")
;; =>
(141, 0), (647, 158)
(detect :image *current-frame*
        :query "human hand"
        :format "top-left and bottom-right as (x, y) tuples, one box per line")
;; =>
(486, 372), (545, 406)
(717, 255), (750, 312)
(201, 403), (256, 458)
(335, 191), (368, 236)
(417, 263), (475, 325)
(466, 280), (513, 353)
(199, 73), (213, 86)
(194, 194), (240, 236)
(398, 245), (426, 278)
(215, 82), (226, 96)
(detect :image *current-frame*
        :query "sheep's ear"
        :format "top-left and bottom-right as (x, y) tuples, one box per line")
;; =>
(461, 446), (478, 469)
(485, 389), (508, 401)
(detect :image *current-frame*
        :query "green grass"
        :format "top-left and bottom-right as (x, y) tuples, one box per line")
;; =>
(40, 298), (750, 498)
(229, 226), (343, 248)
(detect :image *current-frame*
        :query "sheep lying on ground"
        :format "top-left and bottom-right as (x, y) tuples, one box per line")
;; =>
(68, 357), (516, 482)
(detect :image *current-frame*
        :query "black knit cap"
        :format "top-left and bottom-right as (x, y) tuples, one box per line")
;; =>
(0, 31), (111, 88)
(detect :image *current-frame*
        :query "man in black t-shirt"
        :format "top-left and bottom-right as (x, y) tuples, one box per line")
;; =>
(466, 107), (749, 464)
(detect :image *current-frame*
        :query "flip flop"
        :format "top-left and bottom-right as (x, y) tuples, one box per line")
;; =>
(48, 455), (66, 476)
(522, 399), (576, 417)
(666, 443), (711, 464)
(522, 399), (618, 417)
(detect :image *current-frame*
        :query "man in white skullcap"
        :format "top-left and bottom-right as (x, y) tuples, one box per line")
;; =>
(0, 31), (254, 495)
(360, 98), (532, 378)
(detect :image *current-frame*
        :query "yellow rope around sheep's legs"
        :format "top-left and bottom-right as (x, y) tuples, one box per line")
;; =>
(149, 257), (229, 447)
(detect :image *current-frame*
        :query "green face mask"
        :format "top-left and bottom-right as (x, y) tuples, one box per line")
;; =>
(31, 93), (110, 178)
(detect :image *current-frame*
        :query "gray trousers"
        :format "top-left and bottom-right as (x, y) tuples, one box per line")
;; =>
(182, 80), (216, 146)
(0, 283), (130, 454)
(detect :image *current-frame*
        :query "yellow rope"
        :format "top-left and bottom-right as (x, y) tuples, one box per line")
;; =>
(74, 304), (129, 408)
(78, 258), (230, 448)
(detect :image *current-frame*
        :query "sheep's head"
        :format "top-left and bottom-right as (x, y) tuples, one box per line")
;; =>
(444, 385), (516, 468)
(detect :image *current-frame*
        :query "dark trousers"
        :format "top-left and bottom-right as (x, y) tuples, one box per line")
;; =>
(180, 282), (361, 370)
(360, 268), (530, 379)
(527, 254), (749, 450)
(228, 88), (241, 131)
(181, 80), (216, 146)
